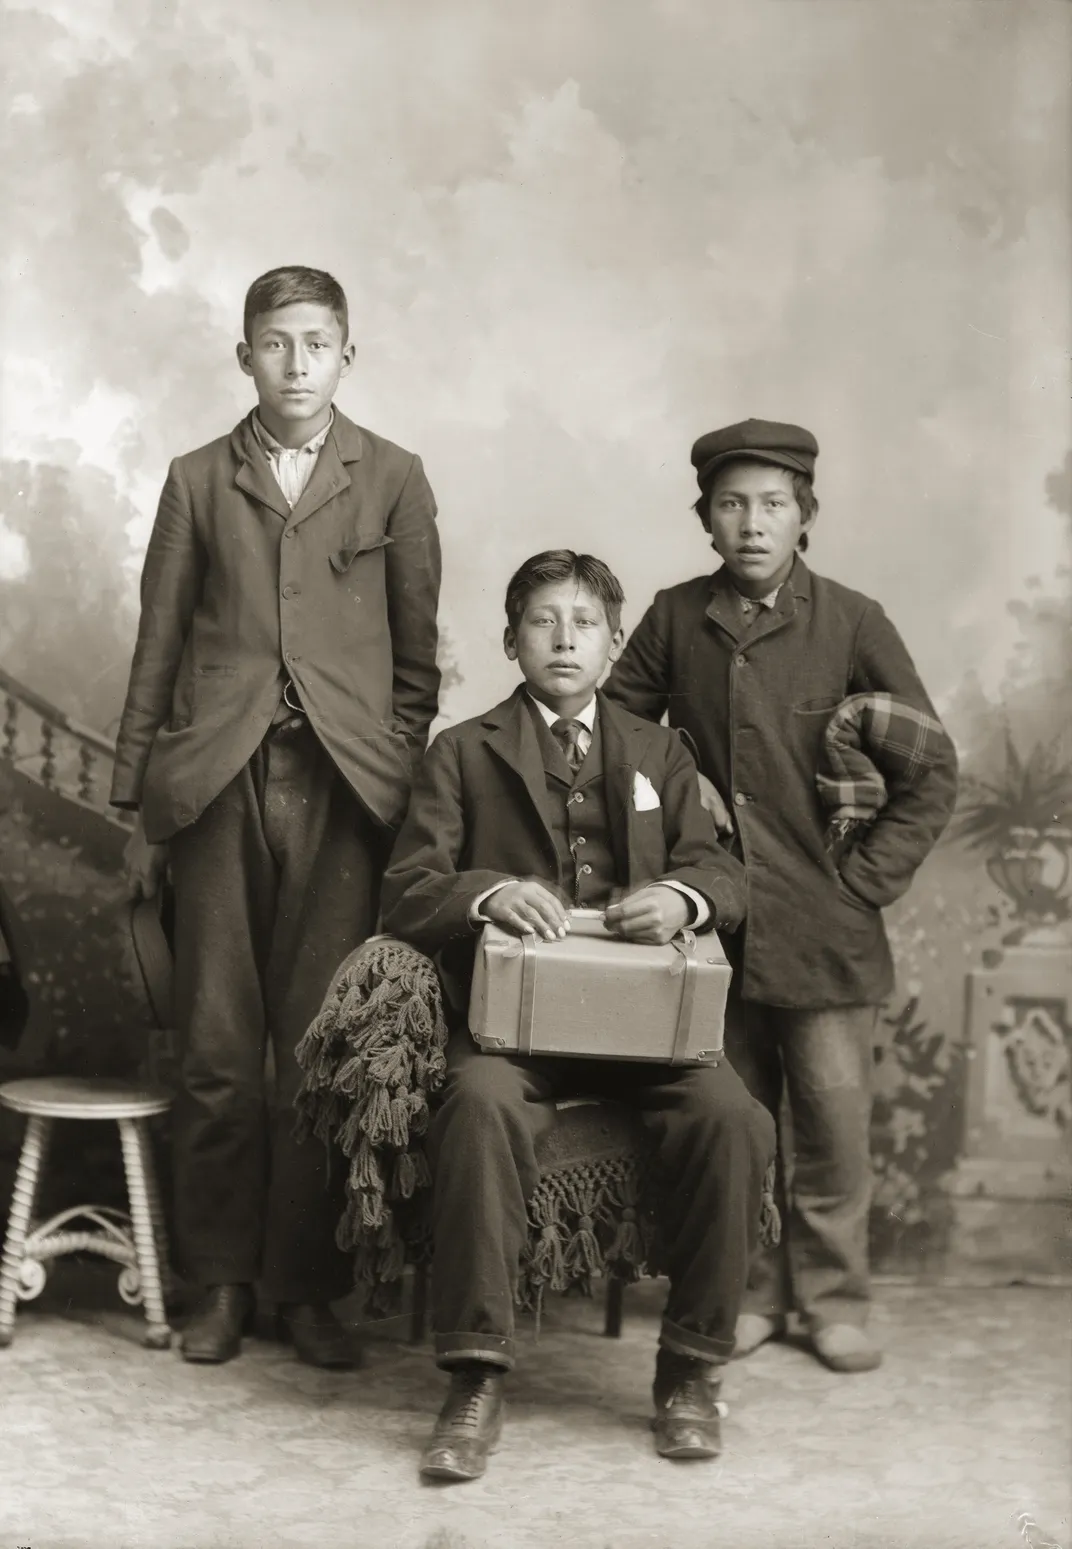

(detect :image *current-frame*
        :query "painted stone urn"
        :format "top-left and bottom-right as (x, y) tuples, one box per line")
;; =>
(955, 734), (1072, 948)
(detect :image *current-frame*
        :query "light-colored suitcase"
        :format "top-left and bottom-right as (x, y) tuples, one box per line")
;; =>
(468, 908), (730, 1065)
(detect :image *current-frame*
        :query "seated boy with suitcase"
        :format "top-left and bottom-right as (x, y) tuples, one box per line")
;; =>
(380, 549), (775, 1483)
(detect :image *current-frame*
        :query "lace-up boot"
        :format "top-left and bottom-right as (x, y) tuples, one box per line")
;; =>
(420, 1361), (506, 1483)
(651, 1346), (724, 1460)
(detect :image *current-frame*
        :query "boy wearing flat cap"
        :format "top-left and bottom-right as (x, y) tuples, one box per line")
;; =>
(604, 419), (957, 1373)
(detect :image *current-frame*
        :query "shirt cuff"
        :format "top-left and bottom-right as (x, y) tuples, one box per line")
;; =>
(649, 880), (711, 929)
(468, 880), (518, 926)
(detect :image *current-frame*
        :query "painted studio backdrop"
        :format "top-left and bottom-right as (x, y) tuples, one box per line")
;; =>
(0, 0), (1069, 1279)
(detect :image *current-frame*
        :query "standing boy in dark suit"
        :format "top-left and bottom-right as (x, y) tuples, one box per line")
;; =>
(605, 419), (957, 1373)
(382, 550), (774, 1483)
(111, 266), (441, 1367)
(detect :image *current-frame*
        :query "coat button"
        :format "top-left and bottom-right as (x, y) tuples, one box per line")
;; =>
(735, 654), (747, 667)
(282, 585), (301, 599)
(285, 652), (301, 665)
(734, 792), (747, 807)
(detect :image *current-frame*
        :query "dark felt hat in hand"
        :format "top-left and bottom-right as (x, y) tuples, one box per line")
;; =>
(691, 419), (819, 489)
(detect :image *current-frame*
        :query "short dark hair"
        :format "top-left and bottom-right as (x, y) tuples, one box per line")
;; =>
(692, 464), (818, 553)
(505, 550), (625, 633)
(243, 266), (349, 344)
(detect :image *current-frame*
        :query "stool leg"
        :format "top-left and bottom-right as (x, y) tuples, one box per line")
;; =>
(0, 1115), (51, 1348)
(135, 1121), (176, 1308)
(603, 1274), (624, 1339)
(118, 1118), (171, 1350)
(410, 1262), (429, 1344)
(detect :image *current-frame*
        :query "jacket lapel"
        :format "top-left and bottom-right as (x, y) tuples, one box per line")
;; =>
(482, 688), (559, 865)
(232, 414), (291, 521)
(745, 556), (810, 646)
(231, 408), (366, 529)
(285, 410), (364, 532)
(703, 556), (810, 646)
(703, 568), (743, 644)
(597, 692), (657, 888)
(531, 707), (576, 785)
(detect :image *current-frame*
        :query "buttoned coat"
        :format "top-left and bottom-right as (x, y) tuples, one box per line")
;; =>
(603, 559), (958, 1008)
(380, 686), (747, 1003)
(110, 409), (441, 841)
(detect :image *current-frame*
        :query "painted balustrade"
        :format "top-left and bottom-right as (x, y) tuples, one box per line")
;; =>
(0, 666), (131, 830)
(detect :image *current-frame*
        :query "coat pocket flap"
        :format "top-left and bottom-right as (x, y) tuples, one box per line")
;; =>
(329, 534), (393, 573)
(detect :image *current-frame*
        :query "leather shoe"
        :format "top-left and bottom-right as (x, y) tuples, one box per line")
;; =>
(652, 1349), (723, 1460)
(732, 1312), (788, 1359)
(809, 1323), (882, 1373)
(420, 1363), (506, 1483)
(276, 1303), (361, 1370)
(180, 1284), (255, 1364)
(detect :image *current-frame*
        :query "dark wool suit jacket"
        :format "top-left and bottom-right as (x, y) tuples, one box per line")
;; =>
(110, 409), (441, 841)
(603, 558), (958, 1008)
(380, 686), (747, 1000)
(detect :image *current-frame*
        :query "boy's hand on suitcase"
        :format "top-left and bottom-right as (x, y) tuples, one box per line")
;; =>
(604, 886), (690, 945)
(696, 773), (734, 836)
(123, 817), (169, 901)
(484, 881), (570, 941)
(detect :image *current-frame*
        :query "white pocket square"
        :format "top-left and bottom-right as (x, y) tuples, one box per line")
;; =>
(633, 772), (661, 811)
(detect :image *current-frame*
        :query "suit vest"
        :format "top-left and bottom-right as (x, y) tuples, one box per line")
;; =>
(527, 704), (620, 908)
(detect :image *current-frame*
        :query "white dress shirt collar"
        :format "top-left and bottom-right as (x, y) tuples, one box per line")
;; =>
(252, 407), (335, 458)
(526, 692), (597, 731)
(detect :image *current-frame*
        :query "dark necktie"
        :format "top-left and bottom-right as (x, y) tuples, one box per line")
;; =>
(551, 717), (586, 773)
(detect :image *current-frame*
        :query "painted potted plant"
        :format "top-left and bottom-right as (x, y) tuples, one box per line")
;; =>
(952, 730), (1072, 944)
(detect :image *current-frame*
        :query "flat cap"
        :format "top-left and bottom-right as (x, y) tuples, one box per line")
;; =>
(691, 418), (818, 488)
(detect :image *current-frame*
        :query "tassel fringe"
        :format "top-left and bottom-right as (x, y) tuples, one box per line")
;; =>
(294, 935), (449, 1305)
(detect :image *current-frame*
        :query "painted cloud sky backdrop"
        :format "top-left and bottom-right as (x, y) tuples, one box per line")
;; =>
(1, 0), (1068, 726)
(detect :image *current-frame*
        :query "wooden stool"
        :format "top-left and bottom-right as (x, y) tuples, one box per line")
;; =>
(0, 1077), (172, 1349)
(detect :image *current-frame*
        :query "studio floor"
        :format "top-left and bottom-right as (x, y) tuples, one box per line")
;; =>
(0, 1271), (1068, 1549)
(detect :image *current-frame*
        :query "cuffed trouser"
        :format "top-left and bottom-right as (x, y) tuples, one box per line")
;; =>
(723, 995), (878, 1330)
(168, 721), (385, 1303)
(426, 1033), (776, 1370)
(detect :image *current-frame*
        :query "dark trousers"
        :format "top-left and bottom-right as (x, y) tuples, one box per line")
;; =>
(168, 721), (384, 1303)
(723, 996), (878, 1329)
(426, 1033), (776, 1370)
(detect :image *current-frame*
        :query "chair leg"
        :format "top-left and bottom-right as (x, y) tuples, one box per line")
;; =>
(117, 1118), (171, 1350)
(0, 1115), (52, 1348)
(603, 1274), (625, 1339)
(410, 1262), (429, 1344)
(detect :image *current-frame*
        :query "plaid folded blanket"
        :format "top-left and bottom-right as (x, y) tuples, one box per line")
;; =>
(816, 693), (950, 849)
